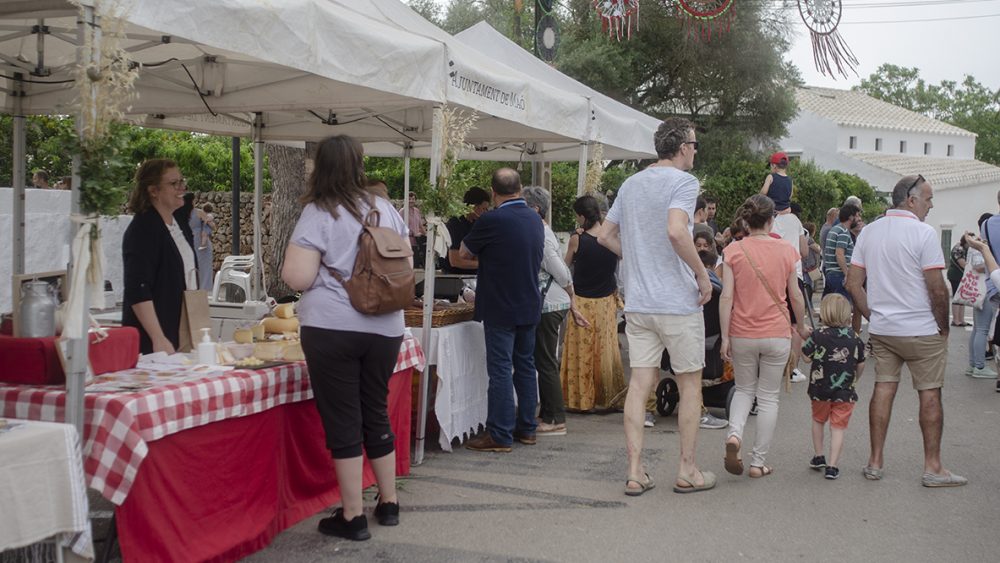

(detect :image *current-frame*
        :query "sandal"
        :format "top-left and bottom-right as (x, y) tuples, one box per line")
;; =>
(624, 472), (655, 496)
(724, 437), (744, 475)
(748, 465), (773, 478)
(673, 470), (717, 494)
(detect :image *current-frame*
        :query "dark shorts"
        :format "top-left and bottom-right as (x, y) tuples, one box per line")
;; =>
(786, 278), (806, 325)
(949, 276), (962, 297)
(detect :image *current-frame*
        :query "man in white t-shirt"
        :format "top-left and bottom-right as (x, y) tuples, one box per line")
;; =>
(847, 175), (967, 488)
(597, 117), (715, 495)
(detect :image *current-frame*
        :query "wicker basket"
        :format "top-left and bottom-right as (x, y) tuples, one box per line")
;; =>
(404, 304), (475, 328)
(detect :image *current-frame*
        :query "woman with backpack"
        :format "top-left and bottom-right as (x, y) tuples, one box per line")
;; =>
(282, 135), (409, 542)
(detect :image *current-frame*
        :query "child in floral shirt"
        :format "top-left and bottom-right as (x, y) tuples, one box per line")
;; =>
(801, 294), (865, 480)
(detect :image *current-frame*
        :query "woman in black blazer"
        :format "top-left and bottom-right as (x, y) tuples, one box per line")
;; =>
(122, 159), (197, 354)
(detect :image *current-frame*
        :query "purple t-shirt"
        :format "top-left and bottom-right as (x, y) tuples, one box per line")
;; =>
(290, 199), (409, 337)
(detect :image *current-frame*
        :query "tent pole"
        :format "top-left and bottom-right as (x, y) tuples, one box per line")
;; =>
(65, 5), (99, 438)
(402, 143), (411, 224)
(252, 113), (263, 301)
(231, 136), (241, 256)
(577, 96), (593, 197)
(576, 141), (587, 197)
(414, 106), (443, 466)
(11, 73), (25, 277)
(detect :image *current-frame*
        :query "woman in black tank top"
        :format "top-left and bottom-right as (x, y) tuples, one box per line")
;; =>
(560, 196), (625, 412)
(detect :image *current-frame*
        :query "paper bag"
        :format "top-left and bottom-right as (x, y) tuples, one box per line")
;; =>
(178, 290), (211, 352)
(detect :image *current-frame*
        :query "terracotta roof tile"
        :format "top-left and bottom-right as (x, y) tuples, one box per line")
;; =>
(848, 152), (1000, 189)
(797, 87), (976, 137)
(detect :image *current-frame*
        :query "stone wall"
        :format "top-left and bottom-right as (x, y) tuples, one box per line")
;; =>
(188, 192), (273, 272)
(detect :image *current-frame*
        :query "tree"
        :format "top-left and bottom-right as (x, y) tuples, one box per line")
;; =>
(857, 64), (1000, 166)
(556, 0), (800, 173)
(438, 0), (530, 46)
(264, 144), (307, 298)
(701, 157), (884, 230)
(0, 115), (268, 194)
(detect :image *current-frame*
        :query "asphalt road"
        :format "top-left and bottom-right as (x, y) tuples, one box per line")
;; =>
(245, 325), (1000, 562)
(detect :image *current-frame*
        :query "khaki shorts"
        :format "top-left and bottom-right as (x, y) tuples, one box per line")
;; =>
(625, 311), (705, 374)
(869, 334), (947, 390)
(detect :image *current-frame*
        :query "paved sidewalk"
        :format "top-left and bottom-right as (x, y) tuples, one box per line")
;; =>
(245, 325), (999, 562)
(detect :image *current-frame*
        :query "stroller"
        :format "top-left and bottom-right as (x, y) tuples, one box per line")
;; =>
(655, 284), (736, 419)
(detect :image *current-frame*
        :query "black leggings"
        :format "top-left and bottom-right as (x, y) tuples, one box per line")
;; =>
(300, 327), (403, 460)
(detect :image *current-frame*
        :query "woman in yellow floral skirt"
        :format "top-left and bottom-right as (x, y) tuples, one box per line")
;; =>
(561, 195), (625, 412)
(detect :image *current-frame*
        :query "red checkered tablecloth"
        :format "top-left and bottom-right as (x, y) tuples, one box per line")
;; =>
(0, 335), (424, 505)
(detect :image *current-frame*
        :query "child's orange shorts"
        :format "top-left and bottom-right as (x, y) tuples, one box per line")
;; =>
(811, 400), (855, 429)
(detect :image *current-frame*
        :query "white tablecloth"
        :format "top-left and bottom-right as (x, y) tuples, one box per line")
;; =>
(0, 419), (93, 561)
(412, 322), (488, 451)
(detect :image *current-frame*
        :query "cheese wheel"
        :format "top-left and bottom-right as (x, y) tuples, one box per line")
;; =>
(262, 317), (300, 334)
(254, 341), (283, 361)
(274, 303), (296, 319)
(233, 328), (253, 344)
(251, 322), (266, 341)
(282, 341), (305, 361)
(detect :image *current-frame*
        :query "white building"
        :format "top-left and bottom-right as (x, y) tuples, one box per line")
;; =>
(781, 86), (1000, 250)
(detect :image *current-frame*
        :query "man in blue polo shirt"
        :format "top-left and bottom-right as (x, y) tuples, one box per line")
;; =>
(459, 168), (545, 452)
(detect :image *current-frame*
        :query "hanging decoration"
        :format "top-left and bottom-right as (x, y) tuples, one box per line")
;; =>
(535, 0), (560, 62)
(594, 0), (639, 41)
(797, 0), (858, 78)
(671, 0), (736, 42)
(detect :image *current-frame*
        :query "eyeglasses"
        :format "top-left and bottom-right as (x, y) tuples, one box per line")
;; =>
(683, 141), (699, 150)
(165, 178), (187, 190)
(905, 174), (925, 197)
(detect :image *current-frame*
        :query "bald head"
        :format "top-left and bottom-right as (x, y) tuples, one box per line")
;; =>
(492, 167), (522, 196)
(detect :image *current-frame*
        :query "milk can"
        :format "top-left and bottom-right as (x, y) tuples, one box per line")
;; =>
(19, 281), (56, 338)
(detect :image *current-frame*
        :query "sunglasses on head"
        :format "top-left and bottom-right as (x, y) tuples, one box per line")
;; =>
(905, 174), (925, 197)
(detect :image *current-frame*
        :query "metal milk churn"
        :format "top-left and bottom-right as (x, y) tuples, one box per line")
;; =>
(19, 281), (56, 338)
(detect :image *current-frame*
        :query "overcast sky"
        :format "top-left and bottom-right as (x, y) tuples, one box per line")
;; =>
(790, 0), (1000, 89)
(424, 0), (1000, 90)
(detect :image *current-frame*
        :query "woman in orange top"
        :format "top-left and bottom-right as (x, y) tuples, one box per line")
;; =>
(720, 194), (810, 478)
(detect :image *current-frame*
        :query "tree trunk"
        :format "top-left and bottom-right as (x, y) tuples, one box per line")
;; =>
(264, 143), (308, 298)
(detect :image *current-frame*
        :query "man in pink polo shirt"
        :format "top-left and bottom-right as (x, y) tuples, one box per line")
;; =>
(846, 175), (967, 487)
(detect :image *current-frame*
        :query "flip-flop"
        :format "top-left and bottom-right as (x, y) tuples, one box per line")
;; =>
(748, 465), (773, 478)
(724, 437), (744, 475)
(624, 473), (655, 496)
(673, 470), (717, 494)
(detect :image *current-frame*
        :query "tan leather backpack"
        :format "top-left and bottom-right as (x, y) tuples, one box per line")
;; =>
(330, 207), (415, 315)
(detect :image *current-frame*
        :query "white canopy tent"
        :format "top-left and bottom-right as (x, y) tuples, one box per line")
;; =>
(456, 21), (660, 163)
(1, 0), (455, 448)
(2, 0), (600, 462)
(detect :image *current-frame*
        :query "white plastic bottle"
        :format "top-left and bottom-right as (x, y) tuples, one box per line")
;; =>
(197, 328), (216, 365)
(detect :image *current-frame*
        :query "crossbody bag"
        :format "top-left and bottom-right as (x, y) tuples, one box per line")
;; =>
(738, 241), (795, 391)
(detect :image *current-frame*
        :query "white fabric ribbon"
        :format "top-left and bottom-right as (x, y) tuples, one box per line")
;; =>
(62, 215), (104, 340)
(426, 216), (451, 259)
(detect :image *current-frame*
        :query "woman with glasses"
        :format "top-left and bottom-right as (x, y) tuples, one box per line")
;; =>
(122, 159), (198, 354)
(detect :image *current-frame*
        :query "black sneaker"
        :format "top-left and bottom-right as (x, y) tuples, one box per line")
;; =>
(996, 380), (1000, 393)
(373, 500), (400, 526)
(318, 508), (371, 541)
(825, 466), (840, 480)
(809, 455), (827, 470)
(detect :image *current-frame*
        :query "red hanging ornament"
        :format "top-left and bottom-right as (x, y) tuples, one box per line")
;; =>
(594, 0), (640, 41)
(672, 0), (736, 42)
